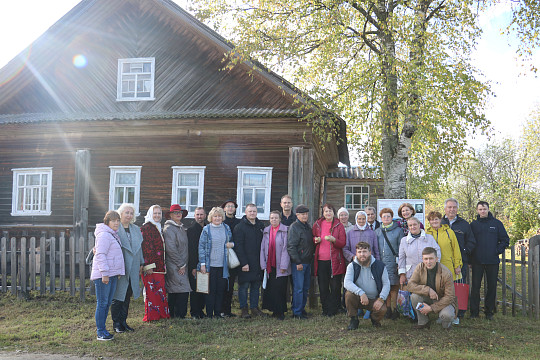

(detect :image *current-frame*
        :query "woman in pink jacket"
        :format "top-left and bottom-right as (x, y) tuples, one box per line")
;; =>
(91, 210), (125, 341)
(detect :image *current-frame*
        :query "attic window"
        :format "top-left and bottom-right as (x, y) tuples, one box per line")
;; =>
(117, 58), (155, 101)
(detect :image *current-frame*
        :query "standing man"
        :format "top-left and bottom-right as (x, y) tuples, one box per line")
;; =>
(365, 206), (380, 231)
(187, 207), (207, 318)
(280, 194), (297, 226)
(234, 203), (265, 318)
(441, 198), (476, 321)
(287, 205), (314, 319)
(470, 201), (509, 320)
(221, 200), (240, 317)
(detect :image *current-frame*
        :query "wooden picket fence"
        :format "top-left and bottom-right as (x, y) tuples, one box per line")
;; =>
(0, 232), (95, 301)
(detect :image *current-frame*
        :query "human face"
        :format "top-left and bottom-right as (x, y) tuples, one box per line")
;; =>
(223, 202), (236, 217)
(170, 211), (183, 224)
(280, 197), (292, 212)
(444, 201), (458, 220)
(356, 214), (366, 227)
(109, 218), (120, 232)
(381, 213), (393, 226)
(428, 217), (441, 230)
(297, 212), (309, 223)
(356, 247), (371, 264)
(246, 206), (257, 221)
(339, 211), (349, 225)
(120, 207), (134, 226)
(422, 253), (438, 270)
(269, 213), (280, 227)
(152, 207), (162, 222)
(408, 220), (421, 235)
(323, 207), (334, 221)
(366, 209), (376, 224)
(401, 206), (413, 220)
(194, 209), (206, 225)
(477, 204), (489, 218)
(211, 213), (223, 226)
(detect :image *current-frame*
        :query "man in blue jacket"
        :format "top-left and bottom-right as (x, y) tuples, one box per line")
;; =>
(470, 201), (509, 320)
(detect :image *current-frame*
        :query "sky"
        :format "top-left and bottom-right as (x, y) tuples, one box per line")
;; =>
(1, 1), (538, 144)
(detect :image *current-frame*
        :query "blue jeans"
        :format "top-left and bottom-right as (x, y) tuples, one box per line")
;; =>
(94, 276), (118, 336)
(291, 263), (311, 316)
(238, 280), (261, 309)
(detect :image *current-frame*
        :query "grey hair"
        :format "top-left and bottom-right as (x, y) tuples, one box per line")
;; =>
(407, 216), (421, 225)
(365, 206), (376, 213)
(117, 203), (137, 224)
(444, 198), (459, 208)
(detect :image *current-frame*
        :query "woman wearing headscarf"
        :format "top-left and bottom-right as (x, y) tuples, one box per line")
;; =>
(111, 203), (144, 333)
(260, 211), (291, 320)
(337, 207), (354, 234)
(141, 205), (170, 321)
(343, 210), (380, 262)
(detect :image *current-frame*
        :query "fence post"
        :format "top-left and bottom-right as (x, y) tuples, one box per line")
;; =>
(20, 237), (27, 298)
(40, 237), (46, 295)
(59, 232), (66, 291)
(70, 236), (76, 297)
(50, 236), (56, 294)
(79, 236), (86, 302)
(511, 246), (516, 317)
(529, 246), (534, 319)
(88, 232), (95, 295)
(11, 237), (17, 296)
(29, 237), (36, 290)
(533, 245), (539, 320)
(1, 237), (6, 293)
(501, 250), (506, 315)
(522, 245), (527, 317)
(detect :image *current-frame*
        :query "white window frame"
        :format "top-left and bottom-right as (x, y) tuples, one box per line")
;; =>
(236, 166), (273, 220)
(11, 167), (53, 216)
(344, 185), (370, 210)
(171, 166), (206, 218)
(109, 166), (142, 215)
(117, 57), (155, 101)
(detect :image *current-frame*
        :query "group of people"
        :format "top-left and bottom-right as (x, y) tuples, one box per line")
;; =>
(89, 195), (509, 340)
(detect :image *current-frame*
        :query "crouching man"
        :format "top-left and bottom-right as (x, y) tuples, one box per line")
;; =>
(408, 247), (458, 329)
(344, 242), (389, 329)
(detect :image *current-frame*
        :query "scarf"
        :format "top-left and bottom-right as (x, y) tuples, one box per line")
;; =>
(144, 205), (162, 233)
(355, 211), (368, 230)
(267, 225), (278, 272)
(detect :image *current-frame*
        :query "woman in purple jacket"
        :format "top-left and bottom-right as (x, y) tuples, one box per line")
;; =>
(343, 211), (380, 262)
(91, 210), (125, 341)
(260, 211), (291, 320)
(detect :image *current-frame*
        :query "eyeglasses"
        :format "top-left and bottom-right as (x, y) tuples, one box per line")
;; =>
(171, 211), (182, 215)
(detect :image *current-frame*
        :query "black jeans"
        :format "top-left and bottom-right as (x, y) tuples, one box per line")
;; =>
(206, 267), (227, 317)
(188, 271), (206, 317)
(168, 292), (189, 318)
(317, 260), (342, 316)
(222, 266), (239, 315)
(111, 282), (132, 327)
(470, 263), (499, 316)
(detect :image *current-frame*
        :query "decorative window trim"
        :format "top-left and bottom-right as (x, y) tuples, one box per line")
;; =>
(171, 166), (206, 218)
(11, 167), (53, 216)
(109, 166), (142, 215)
(236, 166), (273, 220)
(344, 185), (370, 210)
(116, 57), (155, 101)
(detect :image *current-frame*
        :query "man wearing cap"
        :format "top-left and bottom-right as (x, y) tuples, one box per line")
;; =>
(280, 194), (297, 226)
(287, 205), (314, 319)
(187, 207), (207, 318)
(221, 200), (241, 317)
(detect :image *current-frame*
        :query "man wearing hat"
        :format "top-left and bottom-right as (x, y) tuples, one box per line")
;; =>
(287, 205), (314, 319)
(221, 199), (240, 317)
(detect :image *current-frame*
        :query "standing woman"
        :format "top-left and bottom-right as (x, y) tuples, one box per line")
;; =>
(141, 205), (170, 321)
(111, 203), (144, 333)
(375, 208), (404, 319)
(398, 203), (424, 236)
(164, 205), (192, 319)
(91, 210), (125, 341)
(337, 208), (354, 234)
(426, 211), (462, 280)
(343, 211), (380, 262)
(260, 211), (291, 320)
(312, 203), (346, 317)
(198, 207), (234, 318)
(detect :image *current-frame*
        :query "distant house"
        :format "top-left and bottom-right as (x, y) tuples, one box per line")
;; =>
(0, 0), (348, 239)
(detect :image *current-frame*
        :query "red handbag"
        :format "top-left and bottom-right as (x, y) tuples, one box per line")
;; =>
(454, 277), (469, 311)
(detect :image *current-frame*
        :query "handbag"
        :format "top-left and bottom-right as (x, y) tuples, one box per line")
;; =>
(454, 277), (469, 311)
(227, 247), (240, 269)
(396, 285), (416, 319)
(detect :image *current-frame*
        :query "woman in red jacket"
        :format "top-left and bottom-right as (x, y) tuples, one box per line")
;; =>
(312, 203), (346, 316)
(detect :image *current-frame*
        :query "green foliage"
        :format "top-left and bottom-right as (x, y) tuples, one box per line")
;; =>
(506, 0), (540, 72)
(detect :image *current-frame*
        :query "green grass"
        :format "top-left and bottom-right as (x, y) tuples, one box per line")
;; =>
(1, 292), (539, 359)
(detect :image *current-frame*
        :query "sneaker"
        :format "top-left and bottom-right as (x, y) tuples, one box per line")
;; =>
(97, 333), (114, 341)
(363, 310), (371, 320)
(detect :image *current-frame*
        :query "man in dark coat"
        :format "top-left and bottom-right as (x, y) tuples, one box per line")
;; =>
(234, 203), (265, 318)
(221, 199), (241, 317)
(470, 201), (509, 320)
(187, 207), (207, 318)
(287, 204), (314, 319)
(441, 198), (476, 320)
(280, 194), (297, 226)
(365, 206), (380, 231)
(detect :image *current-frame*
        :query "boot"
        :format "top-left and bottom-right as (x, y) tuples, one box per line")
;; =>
(251, 307), (265, 317)
(241, 307), (251, 319)
(391, 308), (400, 320)
(348, 316), (359, 330)
(384, 307), (393, 319)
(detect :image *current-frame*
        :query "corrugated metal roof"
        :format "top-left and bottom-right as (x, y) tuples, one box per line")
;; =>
(326, 166), (382, 180)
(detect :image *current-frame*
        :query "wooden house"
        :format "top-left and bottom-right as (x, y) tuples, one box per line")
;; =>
(0, 0), (348, 239)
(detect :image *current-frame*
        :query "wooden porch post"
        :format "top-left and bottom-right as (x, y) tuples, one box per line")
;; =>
(73, 150), (90, 261)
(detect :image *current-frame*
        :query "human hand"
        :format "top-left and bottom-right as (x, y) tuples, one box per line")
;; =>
(226, 242), (234, 249)
(399, 274), (407, 285)
(455, 267), (461, 275)
(242, 264), (250, 272)
(428, 288), (439, 300)
(296, 264), (304, 271)
(178, 267), (186, 276)
(314, 237), (321, 244)
(139, 266), (143, 275)
(92, 247), (96, 255)
(102, 276), (109, 284)
(419, 303), (432, 315)
(373, 298), (383, 311)
(192, 269), (197, 277)
(325, 235), (335, 243)
(360, 294), (369, 306)
(200, 265), (206, 274)
(280, 269), (287, 274)
(145, 268), (153, 276)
